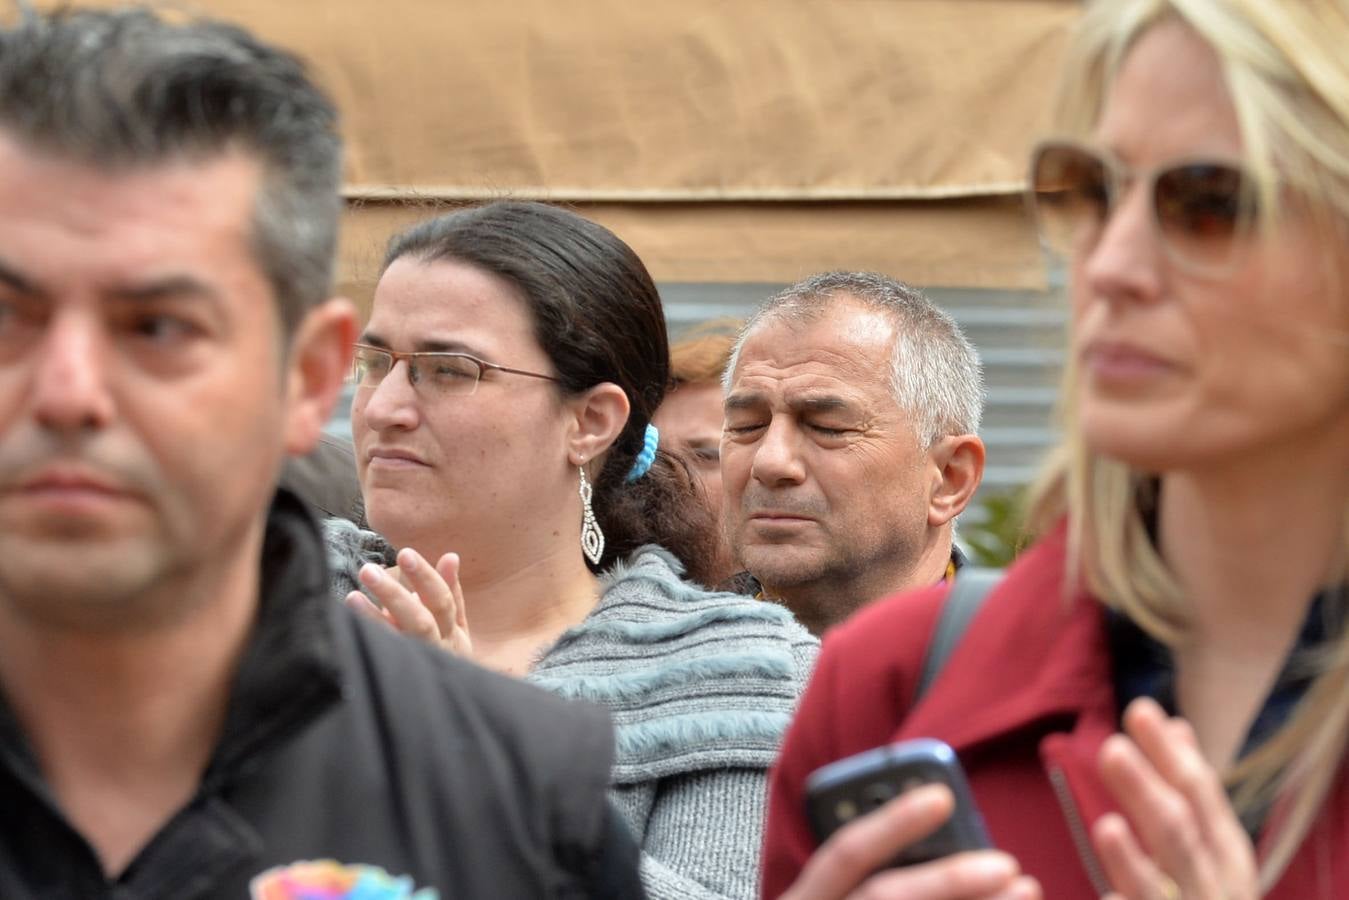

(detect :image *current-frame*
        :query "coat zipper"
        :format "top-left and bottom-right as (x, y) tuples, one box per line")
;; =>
(1048, 764), (1113, 896)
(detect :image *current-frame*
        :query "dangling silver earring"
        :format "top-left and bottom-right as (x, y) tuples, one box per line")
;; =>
(578, 466), (604, 566)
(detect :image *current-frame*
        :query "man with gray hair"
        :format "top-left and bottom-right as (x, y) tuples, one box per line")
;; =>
(0, 6), (638, 897)
(720, 271), (986, 634)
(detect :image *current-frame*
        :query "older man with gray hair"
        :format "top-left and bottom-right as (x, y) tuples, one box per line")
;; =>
(720, 271), (986, 634)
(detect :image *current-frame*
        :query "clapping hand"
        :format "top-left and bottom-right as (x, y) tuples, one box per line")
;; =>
(1093, 698), (1259, 900)
(346, 547), (473, 657)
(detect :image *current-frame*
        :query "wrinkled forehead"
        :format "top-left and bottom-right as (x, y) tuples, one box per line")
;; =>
(729, 320), (901, 417)
(735, 301), (897, 378)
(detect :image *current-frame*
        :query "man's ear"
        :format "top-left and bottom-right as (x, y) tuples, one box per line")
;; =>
(282, 298), (359, 457)
(565, 382), (631, 466)
(927, 433), (986, 527)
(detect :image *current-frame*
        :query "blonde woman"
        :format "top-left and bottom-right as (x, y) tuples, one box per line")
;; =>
(762, 1), (1349, 898)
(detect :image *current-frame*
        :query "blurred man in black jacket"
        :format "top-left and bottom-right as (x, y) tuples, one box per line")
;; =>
(0, 7), (639, 898)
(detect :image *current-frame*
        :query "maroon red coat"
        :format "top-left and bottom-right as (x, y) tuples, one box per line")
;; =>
(760, 525), (1349, 899)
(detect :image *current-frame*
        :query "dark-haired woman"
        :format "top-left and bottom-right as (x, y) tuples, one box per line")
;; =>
(324, 201), (816, 899)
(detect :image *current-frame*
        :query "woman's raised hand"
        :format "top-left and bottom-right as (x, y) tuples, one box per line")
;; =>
(346, 547), (472, 657)
(1094, 698), (1258, 900)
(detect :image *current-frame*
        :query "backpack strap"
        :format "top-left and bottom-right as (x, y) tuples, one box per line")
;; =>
(914, 567), (1003, 705)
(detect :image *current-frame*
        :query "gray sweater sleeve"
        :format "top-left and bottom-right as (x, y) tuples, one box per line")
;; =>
(636, 768), (768, 900)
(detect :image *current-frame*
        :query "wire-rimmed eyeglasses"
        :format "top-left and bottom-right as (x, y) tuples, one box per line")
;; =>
(351, 343), (560, 397)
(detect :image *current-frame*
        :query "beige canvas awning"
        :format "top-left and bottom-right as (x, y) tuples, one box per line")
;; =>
(336, 196), (1045, 302)
(37, 0), (1080, 293)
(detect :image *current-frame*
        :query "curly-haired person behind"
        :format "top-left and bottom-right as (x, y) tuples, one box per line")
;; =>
(324, 201), (817, 899)
(653, 320), (742, 586)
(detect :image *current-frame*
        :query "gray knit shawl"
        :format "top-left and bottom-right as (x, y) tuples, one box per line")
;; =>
(529, 545), (816, 783)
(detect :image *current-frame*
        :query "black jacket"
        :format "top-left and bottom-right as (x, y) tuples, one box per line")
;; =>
(0, 491), (641, 899)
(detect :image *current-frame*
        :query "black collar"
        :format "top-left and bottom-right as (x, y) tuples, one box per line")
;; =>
(204, 488), (344, 786)
(0, 489), (345, 797)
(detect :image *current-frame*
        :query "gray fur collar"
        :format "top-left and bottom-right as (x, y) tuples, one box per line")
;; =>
(531, 545), (814, 782)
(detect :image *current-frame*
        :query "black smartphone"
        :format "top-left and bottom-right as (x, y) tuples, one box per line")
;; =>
(804, 738), (992, 867)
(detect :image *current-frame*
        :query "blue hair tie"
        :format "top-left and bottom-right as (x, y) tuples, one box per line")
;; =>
(625, 424), (660, 483)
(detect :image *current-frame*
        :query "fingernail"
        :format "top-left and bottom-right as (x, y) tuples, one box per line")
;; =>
(971, 853), (1017, 880)
(1128, 696), (1162, 721)
(398, 549), (418, 570)
(908, 783), (943, 807)
(359, 563), (384, 585)
(1094, 812), (1125, 839)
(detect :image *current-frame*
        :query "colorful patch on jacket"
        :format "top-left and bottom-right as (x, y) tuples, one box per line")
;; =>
(250, 860), (438, 900)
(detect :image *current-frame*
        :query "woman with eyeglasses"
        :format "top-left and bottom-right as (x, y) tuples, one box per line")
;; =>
(762, 1), (1349, 898)
(324, 200), (816, 899)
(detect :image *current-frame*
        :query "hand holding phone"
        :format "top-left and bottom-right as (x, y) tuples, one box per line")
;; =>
(805, 738), (992, 869)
